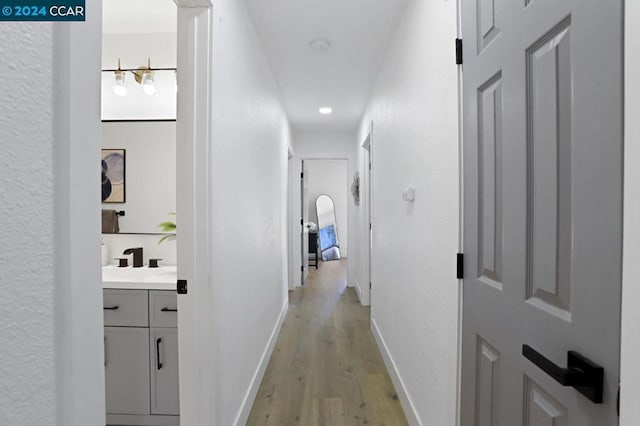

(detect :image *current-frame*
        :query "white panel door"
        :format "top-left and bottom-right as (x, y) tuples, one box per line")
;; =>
(460, 0), (623, 425)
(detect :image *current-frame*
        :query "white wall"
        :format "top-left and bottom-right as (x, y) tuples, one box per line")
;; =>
(102, 121), (177, 234)
(0, 22), (59, 426)
(305, 159), (349, 256)
(0, 3), (106, 424)
(291, 132), (357, 286)
(621, 4), (640, 425)
(102, 33), (177, 70)
(354, 0), (459, 424)
(209, 1), (290, 424)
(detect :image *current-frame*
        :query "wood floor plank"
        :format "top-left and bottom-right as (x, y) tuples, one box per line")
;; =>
(246, 260), (408, 426)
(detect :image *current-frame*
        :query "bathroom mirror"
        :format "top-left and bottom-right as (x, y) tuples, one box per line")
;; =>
(316, 195), (341, 261)
(101, 121), (176, 234)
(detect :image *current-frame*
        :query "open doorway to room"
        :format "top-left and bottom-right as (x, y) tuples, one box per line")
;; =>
(99, 1), (186, 425)
(300, 158), (349, 285)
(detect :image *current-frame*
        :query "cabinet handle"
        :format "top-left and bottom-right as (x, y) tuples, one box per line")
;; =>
(103, 306), (119, 311)
(156, 337), (163, 370)
(161, 307), (177, 312)
(104, 336), (107, 367)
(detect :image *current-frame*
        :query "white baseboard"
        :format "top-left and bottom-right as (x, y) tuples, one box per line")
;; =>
(354, 279), (370, 306)
(355, 279), (361, 294)
(233, 298), (289, 426)
(371, 318), (421, 426)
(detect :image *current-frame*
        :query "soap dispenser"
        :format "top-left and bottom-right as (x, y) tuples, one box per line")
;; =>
(101, 240), (109, 266)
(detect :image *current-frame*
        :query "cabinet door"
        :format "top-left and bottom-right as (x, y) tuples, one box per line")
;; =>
(150, 328), (180, 415)
(104, 327), (151, 415)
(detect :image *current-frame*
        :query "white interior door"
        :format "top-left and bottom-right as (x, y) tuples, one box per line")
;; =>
(460, 0), (623, 424)
(289, 154), (302, 289)
(361, 129), (372, 306)
(301, 160), (310, 284)
(175, 2), (215, 425)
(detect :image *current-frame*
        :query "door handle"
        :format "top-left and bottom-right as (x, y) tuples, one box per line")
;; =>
(522, 345), (604, 403)
(161, 307), (177, 312)
(103, 305), (119, 310)
(156, 337), (163, 370)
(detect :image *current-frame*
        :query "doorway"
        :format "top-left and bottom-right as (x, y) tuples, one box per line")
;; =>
(299, 158), (349, 285)
(60, 0), (214, 424)
(101, 1), (181, 424)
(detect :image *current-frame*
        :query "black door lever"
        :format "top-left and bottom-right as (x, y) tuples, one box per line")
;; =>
(522, 345), (604, 403)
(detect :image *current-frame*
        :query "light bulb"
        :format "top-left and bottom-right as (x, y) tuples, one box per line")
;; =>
(142, 71), (156, 95)
(113, 70), (127, 97)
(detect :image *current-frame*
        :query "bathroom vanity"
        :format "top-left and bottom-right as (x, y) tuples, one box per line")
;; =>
(103, 266), (179, 426)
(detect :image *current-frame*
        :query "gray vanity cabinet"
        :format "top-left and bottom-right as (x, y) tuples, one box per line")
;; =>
(104, 289), (179, 426)
(150, 328), (179, 415)
(105, 327), (151, 415)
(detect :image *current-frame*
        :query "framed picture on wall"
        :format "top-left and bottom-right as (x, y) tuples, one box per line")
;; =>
(102, 149), (126, 203)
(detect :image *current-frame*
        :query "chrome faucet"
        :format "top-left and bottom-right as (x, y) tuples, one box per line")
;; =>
(123, 247), (143, 268)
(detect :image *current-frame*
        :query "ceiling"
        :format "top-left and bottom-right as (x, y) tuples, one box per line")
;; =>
(242, 0), (409, 134)
(102, 0), (177, 34)
(102, 0), (408, 133)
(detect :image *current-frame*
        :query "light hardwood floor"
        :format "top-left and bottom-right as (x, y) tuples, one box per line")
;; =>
(246, 260), (408, 426)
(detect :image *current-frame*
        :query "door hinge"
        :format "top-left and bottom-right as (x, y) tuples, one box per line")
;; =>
(301, 265), (304, 272)
(300, 218), (304, 226)
(177, 279), (188, 295)
(456, 253), (464, 279)
(369, 223), (372, 230)
(369, 282), (372, 289)
(300, 172), (304, 179)
(369, 163), (372, 170)
(455, 38), (463, 65)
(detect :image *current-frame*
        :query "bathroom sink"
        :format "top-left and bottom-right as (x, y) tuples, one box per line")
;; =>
(102, 265), (177, 290)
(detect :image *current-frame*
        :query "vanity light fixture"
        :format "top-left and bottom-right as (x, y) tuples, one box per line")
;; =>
(133, 58), (156, 96)
(107, 59), (177, 97)
(319, 107), (333, 115)
(113, 58), (127, 97)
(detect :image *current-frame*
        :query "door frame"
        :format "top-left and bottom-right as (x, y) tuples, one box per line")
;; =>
(360, 123), (373, 306)
(299, 157), (351, 268)
(57, 0), (215, 424)
(621, 4), (640, 424)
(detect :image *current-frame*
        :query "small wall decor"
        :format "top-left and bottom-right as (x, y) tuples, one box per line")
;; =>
(351, 171), (360, 206)
(102, 149), (126, 203)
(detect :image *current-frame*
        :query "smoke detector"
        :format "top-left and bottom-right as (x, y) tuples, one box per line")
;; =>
(309, 39), (331, 53)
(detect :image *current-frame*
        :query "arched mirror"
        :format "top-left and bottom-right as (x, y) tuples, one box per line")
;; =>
(316, 194), (341, 261)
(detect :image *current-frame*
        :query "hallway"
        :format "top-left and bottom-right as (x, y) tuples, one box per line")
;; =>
(247, 260), (407, 425)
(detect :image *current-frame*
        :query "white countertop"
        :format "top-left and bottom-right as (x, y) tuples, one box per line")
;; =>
(102, 265), (177, 290)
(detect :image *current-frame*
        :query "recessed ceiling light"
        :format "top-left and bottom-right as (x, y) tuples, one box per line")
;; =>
(319, 107), (333, 115)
